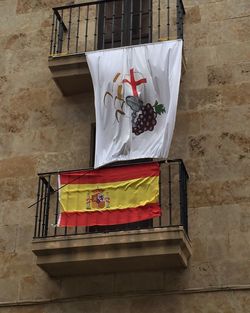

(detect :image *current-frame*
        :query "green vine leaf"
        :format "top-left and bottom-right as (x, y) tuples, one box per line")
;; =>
(154, 101), (166, 115)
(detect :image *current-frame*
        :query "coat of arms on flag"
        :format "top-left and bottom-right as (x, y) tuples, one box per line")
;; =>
(86, 40), (183, 168)
(104, 68), (167, 136)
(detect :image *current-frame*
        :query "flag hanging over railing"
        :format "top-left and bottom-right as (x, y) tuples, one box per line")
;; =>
(58, 163), (161, 227)
(86, 40), (183, 168)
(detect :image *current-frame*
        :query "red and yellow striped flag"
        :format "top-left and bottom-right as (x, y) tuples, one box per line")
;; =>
(58, 163), (161, 227)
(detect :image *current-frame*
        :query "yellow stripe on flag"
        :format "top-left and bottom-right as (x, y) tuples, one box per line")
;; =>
(60, 175), (159, 212)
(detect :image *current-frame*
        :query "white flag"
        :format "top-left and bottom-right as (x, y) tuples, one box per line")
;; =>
(86, 40), (183, 168)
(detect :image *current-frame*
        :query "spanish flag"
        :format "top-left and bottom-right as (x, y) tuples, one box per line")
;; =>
(58, 162), (161, 227)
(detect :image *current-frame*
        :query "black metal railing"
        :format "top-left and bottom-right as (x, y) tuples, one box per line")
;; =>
(49, 0), (185, 56)
(32, 159), (188, 239)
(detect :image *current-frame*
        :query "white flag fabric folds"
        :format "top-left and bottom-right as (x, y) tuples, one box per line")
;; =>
(86, 40), (183, 168)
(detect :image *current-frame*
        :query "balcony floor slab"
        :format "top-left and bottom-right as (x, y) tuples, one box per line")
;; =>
(32, 226), (191, 277)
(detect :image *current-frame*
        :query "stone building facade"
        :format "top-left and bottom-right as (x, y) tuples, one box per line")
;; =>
(0, 0), (250, 312)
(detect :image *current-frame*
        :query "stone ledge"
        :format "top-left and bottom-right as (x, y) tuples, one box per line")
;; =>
(48, 54), (93, 96)
(32, 226), (192, 277)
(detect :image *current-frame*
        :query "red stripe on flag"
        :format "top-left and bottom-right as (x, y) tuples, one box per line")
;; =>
(60, 162), (159, 184)
(59, 204), (161, 227)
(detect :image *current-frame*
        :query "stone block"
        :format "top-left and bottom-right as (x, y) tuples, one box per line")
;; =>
(222, 82), (250, 106)
(218, 260), (250, 286)
(16, 225), (34, 253)
(0, 176), (37, 202)
(226, 0), (250, 20)
(101, 298), (130, 313)
(200, 105), (249, 134)
(114, 271), (164, 294)
(60, 274), (114, 298)
(207, 65), (233, 86)
(184, 23), (208, 49)
(189, 179), (250, 208)
(215, 42), (250, 65)
(183, 291), (240, 313)
(0, 225), (18, 253)
(168, 133), (189, 160)
(199, 1), (227, 22)
(233, 63), (250, 83)
(239, 204), (250, 232)
(185, 86), (222, 110)
(186, 6), (201, 24)
(217, 131), (250, 159)
(130, 294), (183, 313)
(48, 300), (101, 313)
(179, 260), (222, 289)
(0, 156), (37, 178)
(1, 198), (36, 226)
(185, 46), (217, 70)
(0, 75), (8, 95)
(0, 277), (19, 302)
(174, 111), (201, 137)
(181, 67), (208, 90)
(18, 272), (60, 301)
(16, 0), (66, 15)
(188, 134), (209, 158)
(35, 149), (91, 174)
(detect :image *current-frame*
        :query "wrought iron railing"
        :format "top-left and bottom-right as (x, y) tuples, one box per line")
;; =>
(49, 0), (185, 56)
(32, 160), (188, 239)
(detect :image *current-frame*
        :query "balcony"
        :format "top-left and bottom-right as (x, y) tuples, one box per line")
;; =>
(48, 0), (185, 96)
(32, 160), (191, 277)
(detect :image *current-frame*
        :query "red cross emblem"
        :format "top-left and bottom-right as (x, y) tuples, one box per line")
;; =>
(122, 68), (147, 97)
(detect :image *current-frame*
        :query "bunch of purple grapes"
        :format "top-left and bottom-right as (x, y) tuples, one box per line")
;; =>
(132, 103), (157, 136)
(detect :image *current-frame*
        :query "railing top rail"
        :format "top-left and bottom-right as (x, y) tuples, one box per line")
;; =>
(37, 159), (186, 177)
(53, 0), (186, 12)
(53, 0), (121, 11)
(38, 160), (166, 177)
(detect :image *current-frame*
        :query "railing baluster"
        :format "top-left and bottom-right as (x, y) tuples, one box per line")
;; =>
(111, 0), (116, 48)
(53, 12), (58, 54)
(180, 0), (185, 40)
(67, 7), (72, 53)
(50, 12), (55, 55)
(179, 161), (185, 228)
(34, 178), (41, 238)
(64, 225), (68, 236)
(167, 0), (170, 40)
(120, 0), (125, 46)
(158, 0), (161, 40)
(129, 0), (133, 45)
(102, 1), (107, 49)
(94, 3), (99, 50)
(64, 174), (69, 236)
(37, 180), (44, 238)
(84, 5), (90, 51)
(148, 0), (152, 43)
(168, 163), (172, 226)
(181, 162), (188, 234)
(139, 0), (142, 44)
(54, 182), (59, 237)
(41, 179), (48, 237)
(159, 163), (162, 227)
(176, 0), (183, 39)
(44, 175), (51, 237)
(76, 6), (81, 53)
(57, 9), (64, 53)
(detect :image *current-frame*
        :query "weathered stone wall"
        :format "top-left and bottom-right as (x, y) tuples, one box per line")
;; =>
(0, 0), (249, 312)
